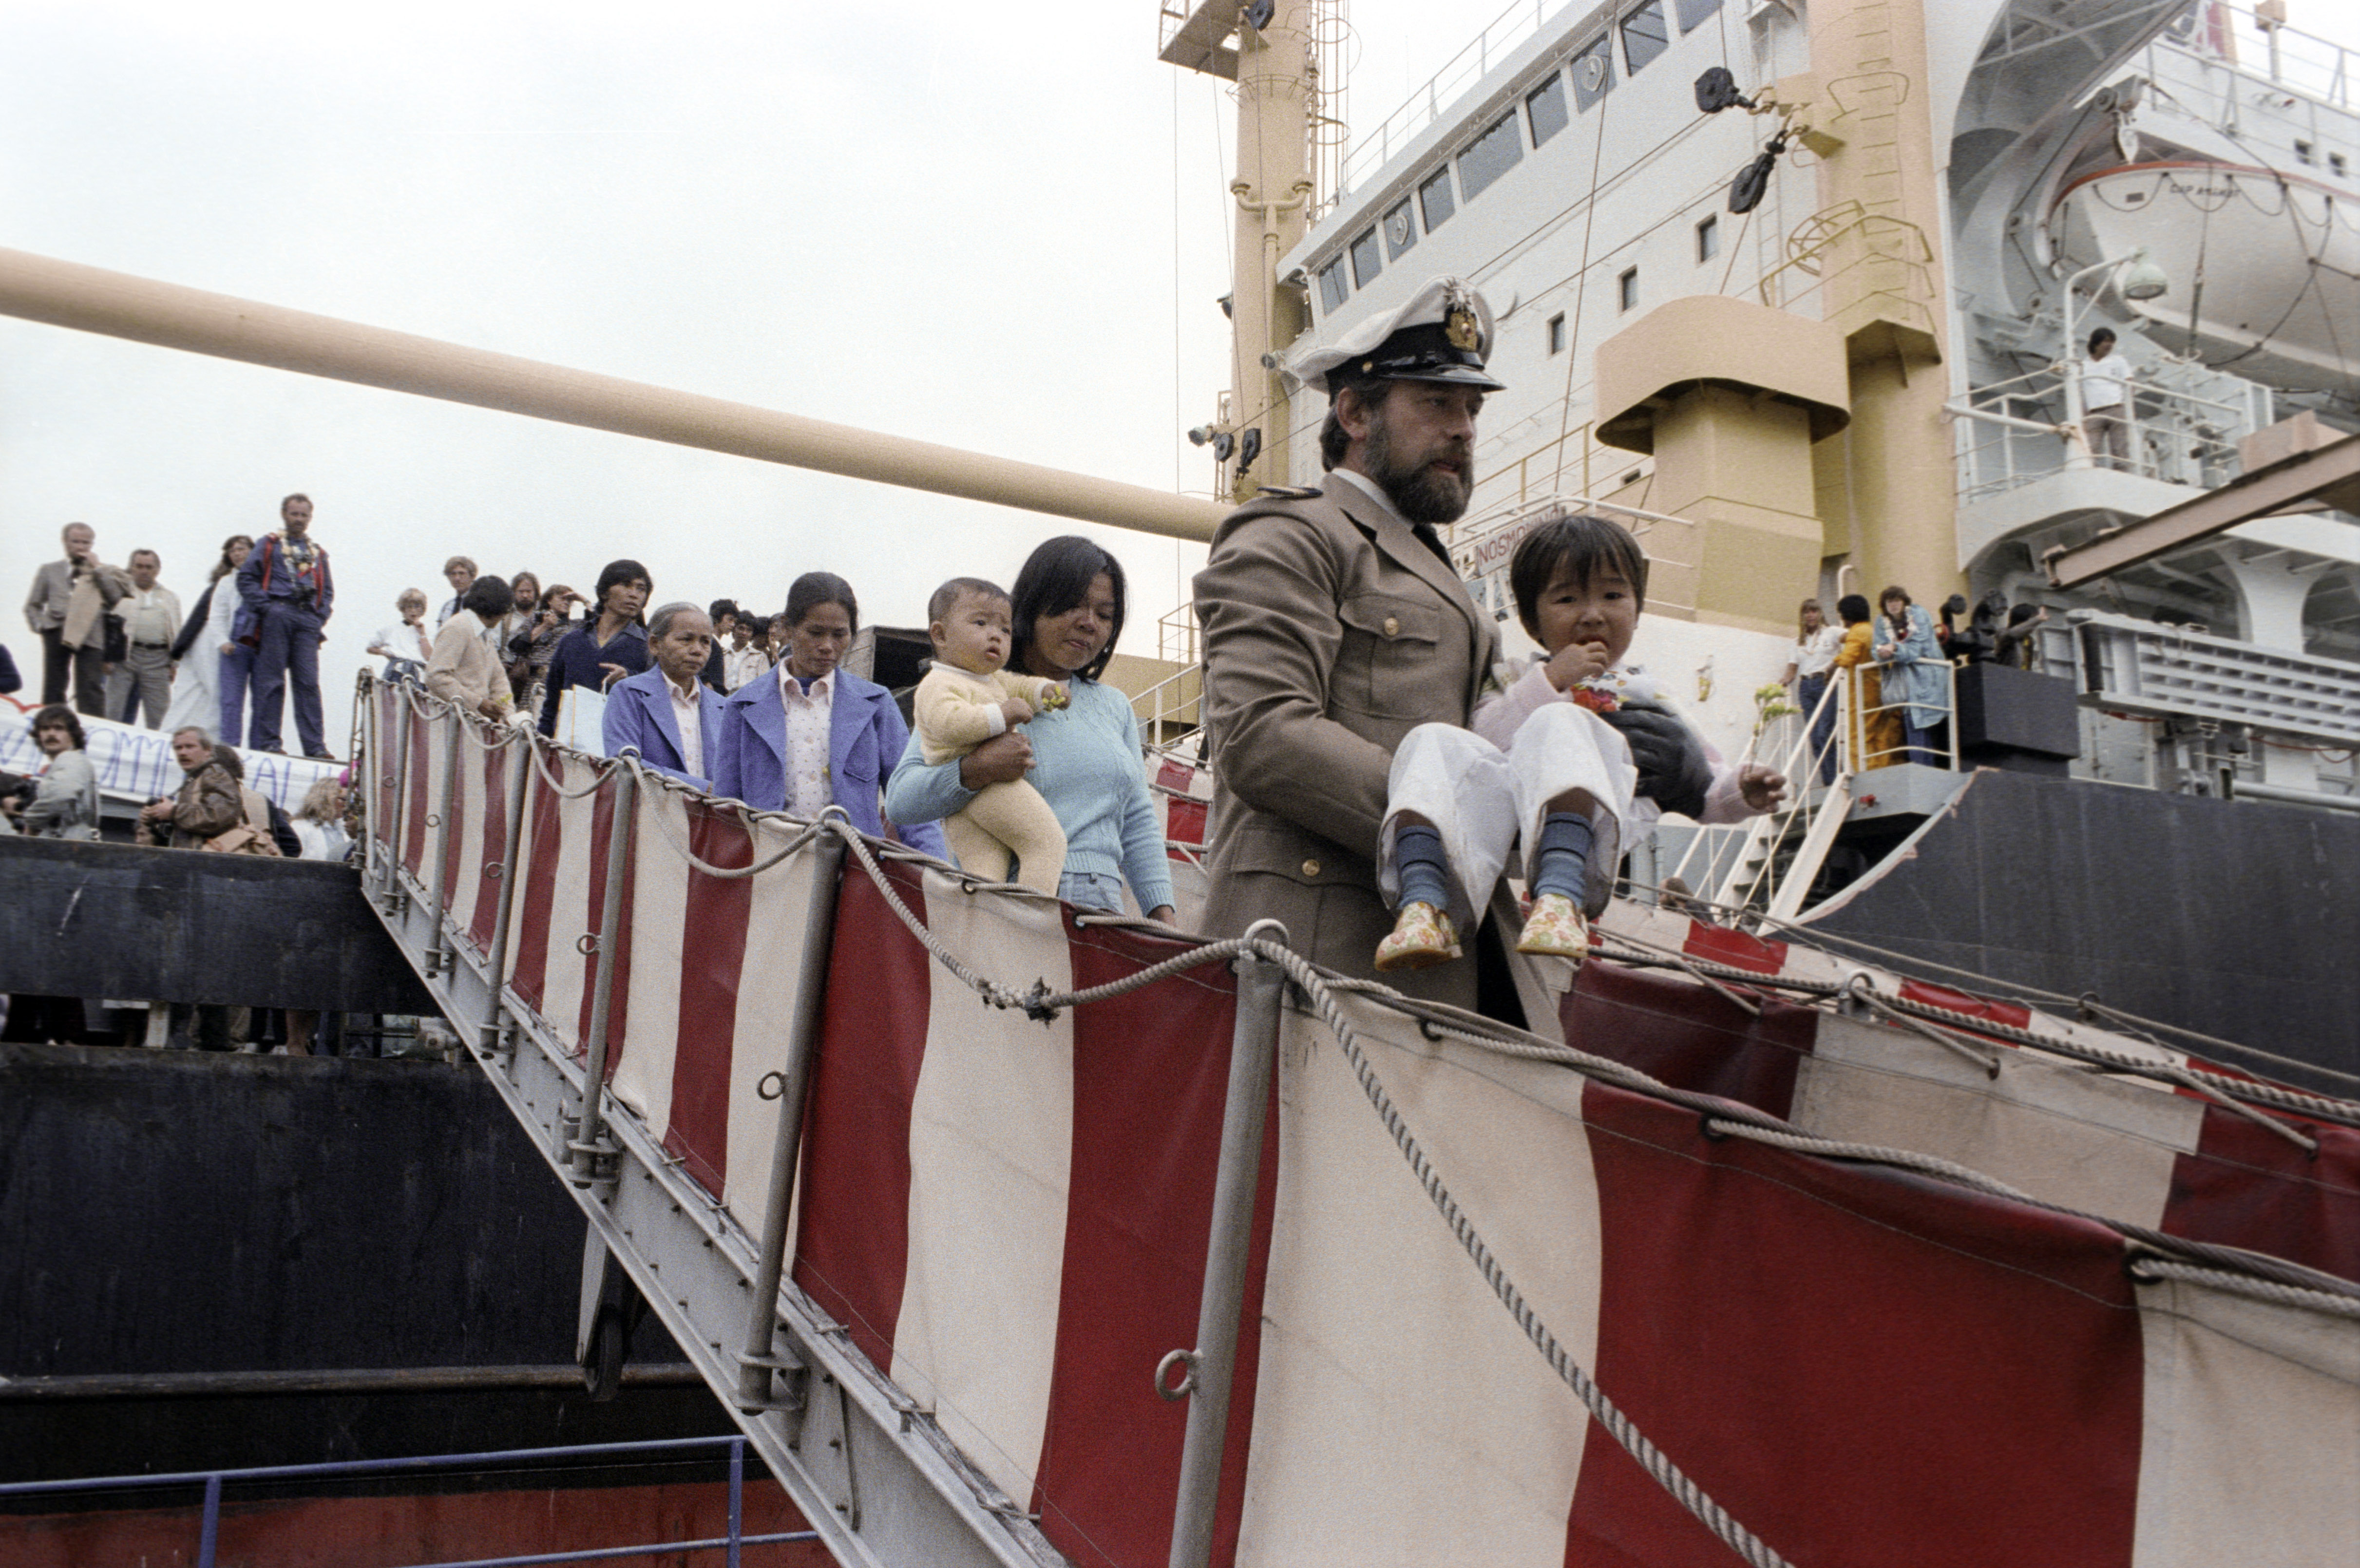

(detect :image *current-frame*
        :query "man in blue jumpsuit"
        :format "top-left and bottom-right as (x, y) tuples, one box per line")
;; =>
(237, 492), (336, 759)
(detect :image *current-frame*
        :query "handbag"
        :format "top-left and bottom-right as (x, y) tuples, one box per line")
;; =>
(202, 823), (281, 857)
(234, 539), (275, 650)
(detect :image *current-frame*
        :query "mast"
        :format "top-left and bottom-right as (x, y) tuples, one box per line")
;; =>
(1160, 0), (1322, 503)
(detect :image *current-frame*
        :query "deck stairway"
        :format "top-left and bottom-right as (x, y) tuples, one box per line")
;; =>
(354, 677), (2360, 1568)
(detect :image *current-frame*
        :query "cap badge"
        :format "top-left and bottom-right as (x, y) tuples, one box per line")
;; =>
(1444, 303), (1480, 352)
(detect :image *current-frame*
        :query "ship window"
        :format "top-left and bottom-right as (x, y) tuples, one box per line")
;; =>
(1383, 199), (1420, 260)
(1696, 213), (1719, 262)
(1350, 226), (1384, 288)
(1548, 312), (1567, 354)
(1618, 266), (1640, 312)
(2294, 139), (2315, 165)
(1316, 257), (1349, 315)
(2334, 152), (2350, 177)
(1527, 72), (1570, 148)
(1419, 165), (1457, 232)
(1458, 111), (1525, 202)
(1674, 0), (1722, 30)
(1570, 35), (1616, 111)
(1621, 2), (1671, 74)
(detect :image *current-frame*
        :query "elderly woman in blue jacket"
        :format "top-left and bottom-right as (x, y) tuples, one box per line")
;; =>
(1873, 584), (1949, 767)
(710, 573), (945, 856)
(604, 602), (726, 789)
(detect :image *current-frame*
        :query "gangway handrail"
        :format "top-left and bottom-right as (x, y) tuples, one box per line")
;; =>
(352, 676), (2360, 1568)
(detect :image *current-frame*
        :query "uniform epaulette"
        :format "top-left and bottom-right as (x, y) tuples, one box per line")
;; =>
(1253, 485), (1323, 500)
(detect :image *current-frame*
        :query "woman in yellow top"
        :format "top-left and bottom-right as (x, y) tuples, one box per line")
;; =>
(1831, 592), (1900, 770)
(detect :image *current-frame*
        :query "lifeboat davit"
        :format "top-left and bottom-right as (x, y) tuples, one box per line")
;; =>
(2049, 160), (2360, 394)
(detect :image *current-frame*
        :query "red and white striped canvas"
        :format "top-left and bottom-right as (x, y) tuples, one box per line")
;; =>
(375, 703), (2360, 1568)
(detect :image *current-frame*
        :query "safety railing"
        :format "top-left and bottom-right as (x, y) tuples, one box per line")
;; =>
(2073, 609), (2360, 747)
(2154, 0), (2359, 113)
(1948, 363), (2256, 501)
(1327, 0), (1566, 208)
(343, 675), (2360, 1568)
(0, 1435), (813, 1568)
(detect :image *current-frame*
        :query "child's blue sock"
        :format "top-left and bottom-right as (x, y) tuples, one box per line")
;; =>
(1530, 812), (1595, 905)
(1394, 824), (1452, 911)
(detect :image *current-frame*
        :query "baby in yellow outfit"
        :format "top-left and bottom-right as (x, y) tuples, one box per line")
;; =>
(914, 578), (1070, 893)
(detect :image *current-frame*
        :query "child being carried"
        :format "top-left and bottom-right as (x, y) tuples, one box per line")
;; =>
(1375, 512), (1787, 972)
(914, 577), (1071, 894)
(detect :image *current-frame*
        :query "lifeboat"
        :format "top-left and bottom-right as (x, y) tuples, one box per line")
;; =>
(2049, 159), (2360, 393)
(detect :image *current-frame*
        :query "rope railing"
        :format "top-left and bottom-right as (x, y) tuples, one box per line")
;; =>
(367, 685), (2360, 1568)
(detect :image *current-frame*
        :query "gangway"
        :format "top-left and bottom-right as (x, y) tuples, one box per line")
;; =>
(357, 676), (2360, 1568)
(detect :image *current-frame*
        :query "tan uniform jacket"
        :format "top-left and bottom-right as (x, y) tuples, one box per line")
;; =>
(1192, 472), (1500, 1006)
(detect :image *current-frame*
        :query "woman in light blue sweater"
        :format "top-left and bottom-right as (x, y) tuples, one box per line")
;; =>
(884, 538), (1176, 921)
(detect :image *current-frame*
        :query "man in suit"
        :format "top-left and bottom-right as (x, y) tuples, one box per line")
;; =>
(22, 523), (128, 716)
(237, 493), (336, 758)
(1193, 278), (1509, 1011)
(604, 602), (725, 789)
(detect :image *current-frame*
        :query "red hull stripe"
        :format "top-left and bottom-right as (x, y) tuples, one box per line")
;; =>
(1026, 916), (1246, 1568)
(2165, 1106), (2360, 1284)
(466, 743), (507, 954)
(1897, 977), (2033, 1031)
(791, 859), (933, 1377)
(662, 802), (754, 1196)
(508, 763), (562, 1014)
(1678, 921), (1787, 976)
(573, 783), (636, 1073)
(1563, 961), (1814, 1120)
(401, 712), (430, 876)
(1564, 1079), (2144, 1567)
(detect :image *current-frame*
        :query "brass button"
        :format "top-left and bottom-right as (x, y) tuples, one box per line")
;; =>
(1301, 858), (1321, 878)
(1383, 616), (1400, 637)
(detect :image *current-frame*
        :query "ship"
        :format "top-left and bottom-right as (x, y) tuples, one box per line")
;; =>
(4, 1), (2359, 1565)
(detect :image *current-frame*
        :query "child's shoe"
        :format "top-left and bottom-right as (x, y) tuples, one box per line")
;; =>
(1375, 901), (1460, 971)
(1515, 892), (1590, 963)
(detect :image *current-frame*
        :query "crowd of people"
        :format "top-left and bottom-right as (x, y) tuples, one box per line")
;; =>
(14, 498), (336, 760)
(9, 271), (2087, 1053)
(359, 537), (1178, 924)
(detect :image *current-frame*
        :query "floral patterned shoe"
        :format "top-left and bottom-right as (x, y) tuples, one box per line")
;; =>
(1515, 892), (1590, 963)
(1375, 901), (1461, 971)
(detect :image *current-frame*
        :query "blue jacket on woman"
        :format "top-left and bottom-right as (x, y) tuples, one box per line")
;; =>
(709, 668), (947, 857)
(1876, 603), (1949, 730)
(602, 666), (724, 790)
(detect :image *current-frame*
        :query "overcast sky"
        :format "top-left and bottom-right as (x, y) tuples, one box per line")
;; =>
(2, 0), (1443, 746)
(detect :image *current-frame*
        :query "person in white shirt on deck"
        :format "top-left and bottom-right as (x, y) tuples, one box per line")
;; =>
(1781, 599), (1843, 784)
(110, 549), (183, 728)
(367, 589), (436, 686)
(2081, 327), (2134, 472)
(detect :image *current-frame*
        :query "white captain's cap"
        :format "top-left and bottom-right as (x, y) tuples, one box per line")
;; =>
(1291, 276), (1504, 396)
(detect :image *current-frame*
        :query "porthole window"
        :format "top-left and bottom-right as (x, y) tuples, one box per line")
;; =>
(1571, 35), (1616, 111)
(1419, 166), (1457, 232)
(1457, 110), (1525, 202)
(1383, 199), (1420, 261)
(1621, 1), (1671, 74)
(1527, 72), (1570, 148)
(1316, 257), (1349, 315)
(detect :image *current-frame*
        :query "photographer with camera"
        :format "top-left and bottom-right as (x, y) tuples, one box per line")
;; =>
(235, 493), (336, 759)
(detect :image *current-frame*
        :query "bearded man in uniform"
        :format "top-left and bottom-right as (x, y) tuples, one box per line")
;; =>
(1192, 278), (1513, 1013)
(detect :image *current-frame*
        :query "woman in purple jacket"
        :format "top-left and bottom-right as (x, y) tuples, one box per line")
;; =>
(709, 573), (945, 857)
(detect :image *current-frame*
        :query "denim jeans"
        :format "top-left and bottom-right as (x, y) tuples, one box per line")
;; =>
(1058, 869), (1127, 913)
(1798, 672), (1836, 784)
